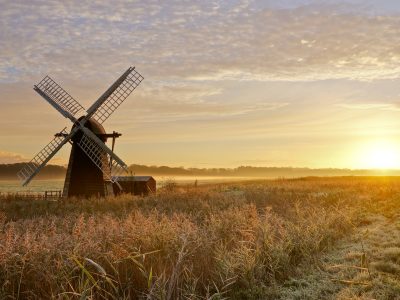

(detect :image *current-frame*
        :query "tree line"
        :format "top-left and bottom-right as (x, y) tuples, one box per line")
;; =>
(1, 163), (398, 180)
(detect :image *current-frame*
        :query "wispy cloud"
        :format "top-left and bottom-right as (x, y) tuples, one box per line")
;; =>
(0, 150), (66, 164)
(337, 103), (400, 111)
(0, 151), (27, 164)
(116, 83), (289, 122)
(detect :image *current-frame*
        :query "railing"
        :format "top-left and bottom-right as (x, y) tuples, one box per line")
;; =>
(44, 190), (62, 200)
(0, 190), (62, 200)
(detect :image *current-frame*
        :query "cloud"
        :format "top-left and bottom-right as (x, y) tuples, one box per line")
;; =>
(117, 83), (289, 122)
(0, 150), (66, 165)
(337, 103), (400, 111)
(0, 151), (27, 163)
(2, 0), (400, 169)
(1, 0), (400, 85)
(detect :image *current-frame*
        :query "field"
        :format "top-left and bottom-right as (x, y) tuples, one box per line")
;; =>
(0, 177), (399, 299)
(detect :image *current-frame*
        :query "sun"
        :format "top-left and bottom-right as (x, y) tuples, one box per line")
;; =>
(357, 141), (400, 169)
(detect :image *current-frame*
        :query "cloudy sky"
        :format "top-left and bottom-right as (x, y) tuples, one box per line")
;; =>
(1, 0), (400, 169)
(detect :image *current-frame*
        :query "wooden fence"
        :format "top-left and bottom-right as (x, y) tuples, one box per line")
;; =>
(0, 190), (62, 200)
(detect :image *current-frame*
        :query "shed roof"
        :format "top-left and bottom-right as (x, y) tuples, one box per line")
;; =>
(113, 176), (155, 182)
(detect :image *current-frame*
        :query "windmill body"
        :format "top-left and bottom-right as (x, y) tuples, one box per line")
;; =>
(17, 67), (144, 197)
(63, 118), (111, 197)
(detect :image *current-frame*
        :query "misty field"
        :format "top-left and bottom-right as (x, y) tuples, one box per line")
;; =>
(0, 177), (399, 299)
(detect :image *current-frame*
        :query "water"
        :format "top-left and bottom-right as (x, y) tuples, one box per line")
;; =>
(0, 180), (64, 193)
(0, 176), (254, 193)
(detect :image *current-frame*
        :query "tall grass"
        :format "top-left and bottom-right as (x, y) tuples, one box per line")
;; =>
(0, 177), (398, 299)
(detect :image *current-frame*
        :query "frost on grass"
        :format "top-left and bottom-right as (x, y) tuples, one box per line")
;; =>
(280, 196), (400, 300)
(0, 177), (399, 299)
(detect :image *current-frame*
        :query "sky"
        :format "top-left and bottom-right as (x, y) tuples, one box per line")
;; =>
(1, 0), (400, 169)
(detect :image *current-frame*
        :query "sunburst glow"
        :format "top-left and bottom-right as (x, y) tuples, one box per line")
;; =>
(357, 141), (400, 169)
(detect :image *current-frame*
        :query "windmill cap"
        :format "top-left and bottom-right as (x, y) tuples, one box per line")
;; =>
(72, 117), (107, 142)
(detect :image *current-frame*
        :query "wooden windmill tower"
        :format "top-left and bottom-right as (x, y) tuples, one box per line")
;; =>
(17, 67), (143, 197)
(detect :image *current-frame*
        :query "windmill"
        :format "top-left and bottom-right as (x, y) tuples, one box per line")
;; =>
(17, 67), (143, 197)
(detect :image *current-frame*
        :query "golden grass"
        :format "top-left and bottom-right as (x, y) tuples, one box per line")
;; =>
(0, 177), (399, 299)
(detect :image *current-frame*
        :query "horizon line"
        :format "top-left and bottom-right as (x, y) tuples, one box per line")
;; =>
(3, 162), (400, 172)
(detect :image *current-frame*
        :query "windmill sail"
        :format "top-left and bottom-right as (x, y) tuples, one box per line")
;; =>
(85, 67), (143, 124)
(77, 127), (128, 181)
(17, 128), (71, 186)
(34, 76), (85, 121)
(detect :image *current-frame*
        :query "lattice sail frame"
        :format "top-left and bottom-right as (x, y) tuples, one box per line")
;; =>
(34, 76), (85, 119)
(91, 68), (144, 124)
(77, 128), (128, 182)
(17, 128), (70, 186)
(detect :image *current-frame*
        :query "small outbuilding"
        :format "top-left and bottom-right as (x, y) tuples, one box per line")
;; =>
(113, 176), (156, 196)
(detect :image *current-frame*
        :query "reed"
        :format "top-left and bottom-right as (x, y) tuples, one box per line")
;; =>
(0, 177), (398, 299)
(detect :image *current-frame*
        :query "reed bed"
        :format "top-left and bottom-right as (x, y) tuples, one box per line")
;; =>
(0, 177), (398, 299)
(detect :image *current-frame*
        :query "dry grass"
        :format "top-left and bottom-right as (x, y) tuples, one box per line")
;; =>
(0, 177), (398, 299)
